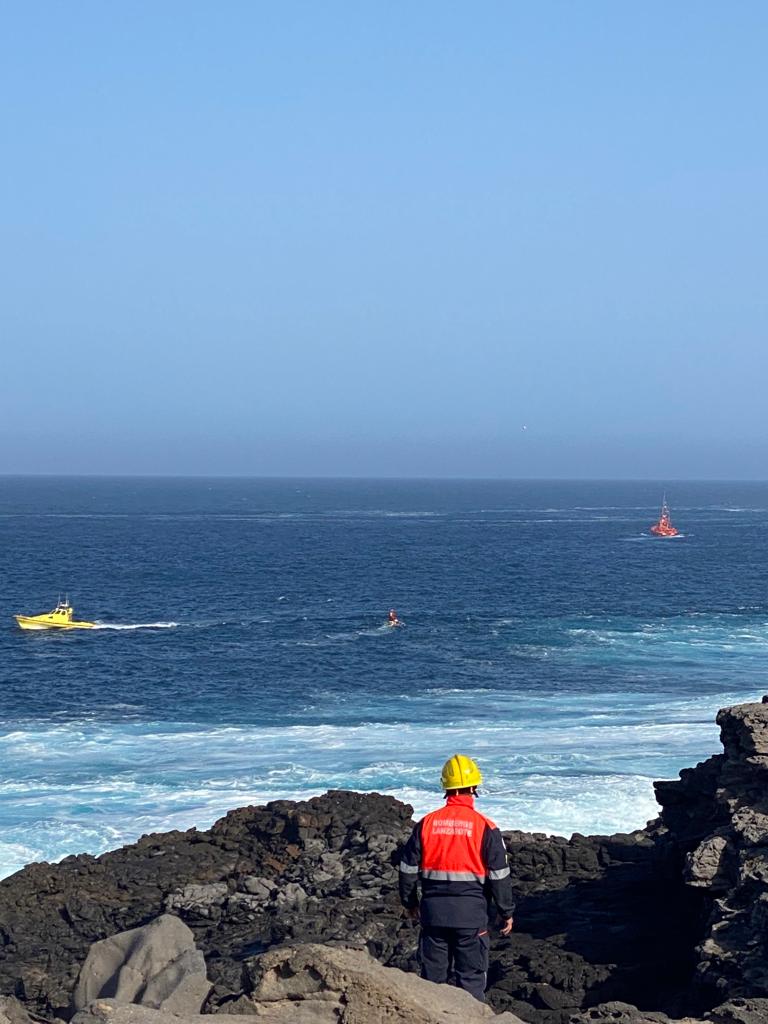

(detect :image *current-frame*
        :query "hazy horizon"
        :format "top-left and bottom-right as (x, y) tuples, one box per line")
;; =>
(2, 472), (767, 484)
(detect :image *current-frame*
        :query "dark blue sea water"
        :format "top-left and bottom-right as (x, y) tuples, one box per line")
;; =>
(1, 477), (767, 878)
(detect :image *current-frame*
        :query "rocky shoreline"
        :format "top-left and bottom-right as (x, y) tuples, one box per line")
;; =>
(2, 700), (768, 1023)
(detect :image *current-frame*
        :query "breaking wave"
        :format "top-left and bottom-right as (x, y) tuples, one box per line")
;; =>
(3, 478), (768, 881)
(0, 686), (759, 879)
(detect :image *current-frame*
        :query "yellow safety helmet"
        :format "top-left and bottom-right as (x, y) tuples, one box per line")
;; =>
(441, 754), (482, 791)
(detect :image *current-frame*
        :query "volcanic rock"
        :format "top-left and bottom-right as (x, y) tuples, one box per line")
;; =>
(71, 932), (526, 1023)
(655, 701), (768, 1007)
(237, 941), (525, 1021)
(567, 1003), (675, 1023)
(0, 785), (688, 1023)
(705, 999), (768, 1024)
(5, 700), (768, 1022)
(72, 915), (210, 1016)
(0, 997), (48, 1024)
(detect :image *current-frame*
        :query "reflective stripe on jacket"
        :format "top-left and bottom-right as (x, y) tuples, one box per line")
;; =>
(398, 793), (515, 928)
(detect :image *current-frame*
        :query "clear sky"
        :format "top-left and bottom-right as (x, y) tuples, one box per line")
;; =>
(2, 2), (766, 477)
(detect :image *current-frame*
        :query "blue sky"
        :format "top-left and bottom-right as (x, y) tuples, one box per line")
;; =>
(2, 2), (766, 477)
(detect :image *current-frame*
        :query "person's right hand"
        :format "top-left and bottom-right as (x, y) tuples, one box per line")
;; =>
(500, 916), (514, 936)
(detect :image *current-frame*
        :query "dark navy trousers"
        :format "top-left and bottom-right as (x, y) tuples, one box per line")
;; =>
(419, 925), (490, 1001)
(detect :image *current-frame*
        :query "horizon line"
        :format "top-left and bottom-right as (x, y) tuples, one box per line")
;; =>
(1, 473), (767, 484)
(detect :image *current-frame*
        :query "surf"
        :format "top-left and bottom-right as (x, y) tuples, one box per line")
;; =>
(91, 622), (179, 631)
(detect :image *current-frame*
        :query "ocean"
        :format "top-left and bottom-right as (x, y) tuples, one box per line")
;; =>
(1, 477), (766, 879)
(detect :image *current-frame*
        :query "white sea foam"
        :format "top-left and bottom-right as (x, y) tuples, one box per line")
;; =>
(0, 685), (761, 879)
(91, 622), (179, 631)
(0, 760), (663, 879)
(330, 510), (444, 519)
(0, 635), (761, 880)
(385, 774), (660, 837)
(0, 841), (44, 879)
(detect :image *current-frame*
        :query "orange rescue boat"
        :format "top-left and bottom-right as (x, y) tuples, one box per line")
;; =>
(650, 497), (679, 537)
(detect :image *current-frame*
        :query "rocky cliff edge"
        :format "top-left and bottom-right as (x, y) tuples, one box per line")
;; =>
(2, 699), (768, 1023)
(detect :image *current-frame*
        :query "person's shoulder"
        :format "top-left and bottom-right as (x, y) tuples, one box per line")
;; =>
(472, 806), (499, 831)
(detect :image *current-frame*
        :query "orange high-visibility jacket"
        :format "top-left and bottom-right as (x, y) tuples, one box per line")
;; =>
(399, 793), (515, 928)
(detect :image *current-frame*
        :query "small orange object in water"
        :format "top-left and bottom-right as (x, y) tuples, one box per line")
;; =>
(650, 498), (679, 537)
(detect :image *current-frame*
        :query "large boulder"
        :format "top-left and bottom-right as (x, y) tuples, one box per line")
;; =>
(74, 943), (525, 1023)
(705, 998), (768, 1023)
(244, 942), (525, 1021)
(0, 997), (43, 1024)
(72, 915), (210, 1016)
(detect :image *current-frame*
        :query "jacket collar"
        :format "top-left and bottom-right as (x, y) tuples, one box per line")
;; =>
(445, 793), (475, 808)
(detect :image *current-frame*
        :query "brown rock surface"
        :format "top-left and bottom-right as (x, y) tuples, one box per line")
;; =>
(241, 942), (525, 1021)
(72, 942), (525, 1023)
(0, 997), (51, 1024)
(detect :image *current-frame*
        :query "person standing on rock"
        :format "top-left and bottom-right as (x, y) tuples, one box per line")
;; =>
(398, 754), (515, 1001)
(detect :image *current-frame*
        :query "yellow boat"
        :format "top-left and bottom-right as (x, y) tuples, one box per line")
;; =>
(15, 598), (96, 631)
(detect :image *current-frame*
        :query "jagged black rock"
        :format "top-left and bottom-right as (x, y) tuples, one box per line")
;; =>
(2, 702), (768, 1024)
